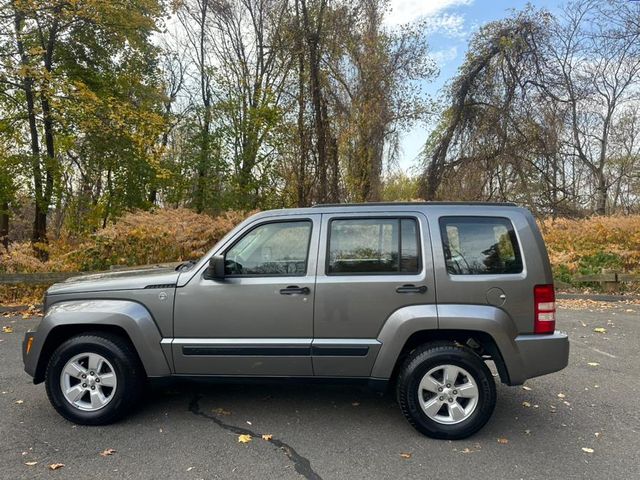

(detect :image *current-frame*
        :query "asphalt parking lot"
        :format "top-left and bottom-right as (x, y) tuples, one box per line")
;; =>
(1, 302), (639, 480)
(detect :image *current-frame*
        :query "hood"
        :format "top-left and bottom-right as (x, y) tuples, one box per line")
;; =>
(47, 265), (181, 296)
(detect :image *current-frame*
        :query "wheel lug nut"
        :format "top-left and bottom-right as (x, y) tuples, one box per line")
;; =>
(448, 398), (453, 403)
(95, 378), (100, 383)
(438, 387), (443, 392)
(82, 374), (86, 379)
(91, 386), (95, 390)
(90, 372), (94, 376)
(439, 396), (444, 401)
(82, 383), (87, 388)
(446, 384), (451, 388)
(453, 390), (458, 395)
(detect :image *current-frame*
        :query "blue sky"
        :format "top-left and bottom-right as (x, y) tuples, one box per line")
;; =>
(388, 0), (561, 172)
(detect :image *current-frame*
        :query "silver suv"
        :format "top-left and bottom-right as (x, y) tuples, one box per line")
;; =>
(23, 203), (569, 439)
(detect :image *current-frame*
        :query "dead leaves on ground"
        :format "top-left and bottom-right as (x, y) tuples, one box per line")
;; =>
(48, 463), (65, 470)
(557, 298), (640, 312)
(2, 325), (13, 333)
(399, 452), (412, 459)
(582, 447), (595, 454)
(99, 448), (116, 457)
(497, 438), (509, 444)
(24, 461), (38, 466)
(212, 407), (231, 416)
(239, 433), (274, 443)
(593, 327), (607, 334)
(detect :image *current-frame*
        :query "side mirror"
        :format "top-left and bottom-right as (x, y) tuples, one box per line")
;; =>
(205, 255), (225, 280)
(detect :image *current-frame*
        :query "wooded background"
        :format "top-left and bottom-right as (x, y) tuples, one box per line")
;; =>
(0, 0), (639, 259)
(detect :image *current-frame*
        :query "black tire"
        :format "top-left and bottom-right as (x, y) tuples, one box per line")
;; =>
(396, 342), (496, 440)
(45, 333), (145, 425)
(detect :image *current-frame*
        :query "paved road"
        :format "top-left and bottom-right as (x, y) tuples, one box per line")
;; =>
(1, 305), (639, 479)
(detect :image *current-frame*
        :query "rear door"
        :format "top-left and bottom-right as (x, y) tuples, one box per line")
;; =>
(312, 211), (435, 376)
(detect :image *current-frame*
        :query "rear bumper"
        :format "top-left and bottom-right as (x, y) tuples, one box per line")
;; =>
(509, 331), (569, 384)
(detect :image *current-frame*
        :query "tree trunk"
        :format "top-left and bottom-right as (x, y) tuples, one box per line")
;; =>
(0, 202), (8, 250)
(301, 0), (328, 203)
(13, 7), (48, 253)
(295, 0), (307, 207)
(595, 171), (607, 215)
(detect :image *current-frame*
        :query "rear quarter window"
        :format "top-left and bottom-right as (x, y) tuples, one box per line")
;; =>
(439, 216), (523, 275)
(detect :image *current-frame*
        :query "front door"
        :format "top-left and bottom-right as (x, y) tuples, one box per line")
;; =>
(173, 214), (320, 376)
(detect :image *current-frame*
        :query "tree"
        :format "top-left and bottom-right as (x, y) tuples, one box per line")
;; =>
(0, 0), (166, 248)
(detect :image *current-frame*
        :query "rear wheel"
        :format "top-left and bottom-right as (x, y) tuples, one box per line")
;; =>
(45, 333), (144, 425)
(396, 342), (496, 439)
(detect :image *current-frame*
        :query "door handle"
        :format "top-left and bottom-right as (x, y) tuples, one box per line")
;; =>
(396, 284), (427, 294)
(279, 286), (310, 295)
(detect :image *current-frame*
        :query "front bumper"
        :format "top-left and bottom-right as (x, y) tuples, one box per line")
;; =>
(512, 331), (569, 382)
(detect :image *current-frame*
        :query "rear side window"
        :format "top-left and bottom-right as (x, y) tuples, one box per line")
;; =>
(327, 218), (420, 274)
(439, 217), (523, 275)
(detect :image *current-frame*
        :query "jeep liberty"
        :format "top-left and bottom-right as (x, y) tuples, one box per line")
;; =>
(23, 202), (569, 439)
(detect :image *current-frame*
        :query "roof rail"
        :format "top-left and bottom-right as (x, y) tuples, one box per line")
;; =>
(311, 201), (518, 208)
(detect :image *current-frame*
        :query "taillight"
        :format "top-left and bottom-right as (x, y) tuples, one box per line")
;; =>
(534, 284), (556, 334)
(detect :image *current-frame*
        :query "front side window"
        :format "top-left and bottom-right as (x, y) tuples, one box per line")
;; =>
(327, 218), (420, 274)
(439, 217), (523, 275)
(225, 221), (312, 276)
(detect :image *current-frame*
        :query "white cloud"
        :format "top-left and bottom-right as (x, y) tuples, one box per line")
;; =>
(422, 13), (466, 37)
(385, 0), (474, 27)
(430, 46), (458, 65)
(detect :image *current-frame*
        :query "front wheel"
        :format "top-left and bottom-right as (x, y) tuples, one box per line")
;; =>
(45, 333), (144, 425)
(396, 342), (496, 439)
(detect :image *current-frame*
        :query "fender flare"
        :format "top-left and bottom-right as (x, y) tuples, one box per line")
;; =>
(371, 304), (526, 384)
(28, 299), (171, 380)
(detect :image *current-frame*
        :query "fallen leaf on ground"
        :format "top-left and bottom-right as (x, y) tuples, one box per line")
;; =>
(238, 434), (252, 443)
(99, 448), (116, 457)
(497, 438), (509, 444)
(522, 386), (532, 391)
(461, 448), (474, 454)
(593, 327), (607, 333)
(24, 461), (38, 466)
(587, 362), (600, 366)
(557, 393), (566, 398)
(399, 452), (412, 459)
(261, 434), (273, 441)
(246, 421), (252, 425)
(212, 408), (231, 416)
(594, 432), (601, 438)
(351, 401), (360, 406)
(2, 326), (13, 333)
(524, 429), (531, 435)
(186, 467), (194, 472)
(15, 400), (24, 404)
(582, 447), (594, 453)
(48, 463), (65, 470)
(522, 401), (531, 407)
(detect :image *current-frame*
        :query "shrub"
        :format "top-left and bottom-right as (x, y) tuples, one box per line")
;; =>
(72, 208), (253, 271)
